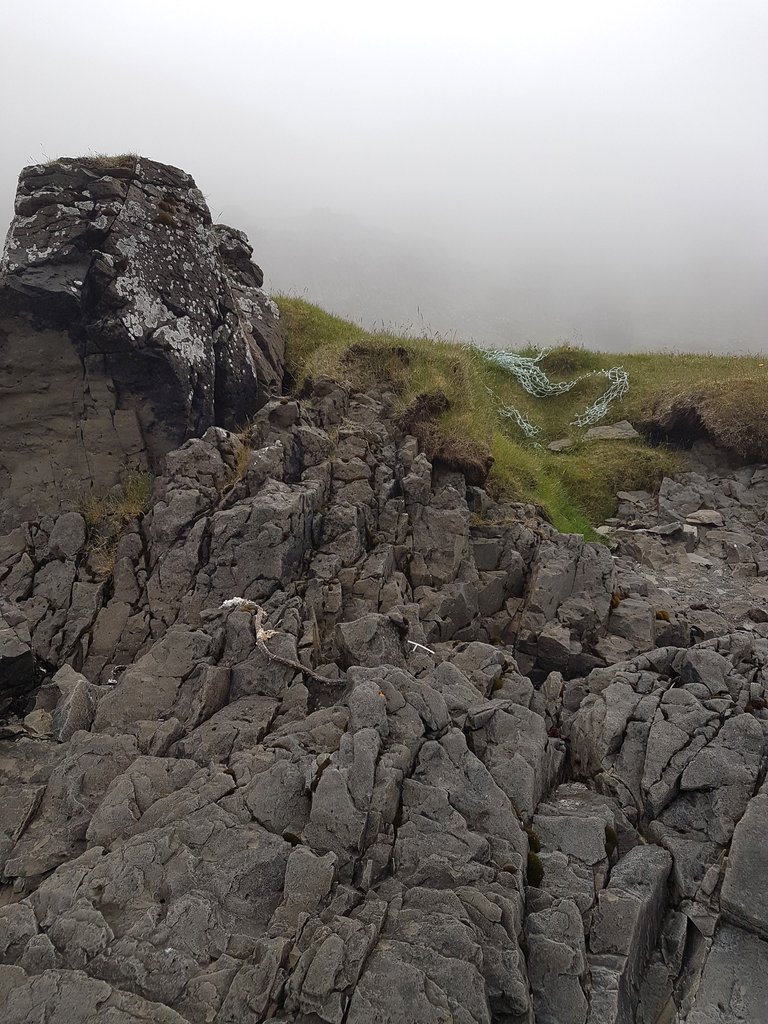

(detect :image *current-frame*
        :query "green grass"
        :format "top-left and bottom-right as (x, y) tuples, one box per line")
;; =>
(45, 152), (138, 171)
(277, 296), (768, 534)
(80, 471), (153, 577)
(80, 470), (153, 526)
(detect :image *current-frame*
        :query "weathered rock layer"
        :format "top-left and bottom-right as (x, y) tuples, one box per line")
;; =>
(1, 160), (767, 1024)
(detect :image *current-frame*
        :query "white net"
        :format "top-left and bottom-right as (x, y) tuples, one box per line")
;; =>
(485, 350), (579, 397)
(571, 366), (629, 427)
(485, 386), (540, 438)
(483, 348), (629, 436)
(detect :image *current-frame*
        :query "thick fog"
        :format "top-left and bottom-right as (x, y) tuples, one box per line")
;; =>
(1, 0), (766, 352)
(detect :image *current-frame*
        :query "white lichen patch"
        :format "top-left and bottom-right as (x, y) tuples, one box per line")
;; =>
(152, 317), (209, 366)
(0, 229), (20, 272)
(220, 597), (259, 611)
(114, 267), (168, 340)
(8, 214), (37, 231)
(5, 240), (59, 270)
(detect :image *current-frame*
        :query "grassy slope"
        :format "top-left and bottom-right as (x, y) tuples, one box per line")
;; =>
(278, 297), (767, 535)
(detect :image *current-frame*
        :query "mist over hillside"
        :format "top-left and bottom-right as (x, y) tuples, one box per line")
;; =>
(1, 0), (766, 354)
(245, 208), (767, 352)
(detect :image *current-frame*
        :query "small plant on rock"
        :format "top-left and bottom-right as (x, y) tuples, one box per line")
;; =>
(79, 470), (153, 579)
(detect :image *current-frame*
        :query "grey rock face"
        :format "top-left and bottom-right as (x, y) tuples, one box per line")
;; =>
(47, 513), (87, 561)
(720, 782), (768, 939)
(515, 532), (615, 677)
(588, 844), (672, 1021)
(685, 925), (768, 1024)
(585, 420), (640, 441)
(685, 509), (725, 528)
(526, 899), (588, 1024)
(607, 597), (656, 652)
(1, 968), (191, 1024)
(0, 372), (766, 1023)
(0, 379), (549, 1024)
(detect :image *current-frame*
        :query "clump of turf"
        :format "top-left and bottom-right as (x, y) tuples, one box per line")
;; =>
(46, 152), (138, 171)
(638, 377), (768, 462)
(397, 391), (494, 486)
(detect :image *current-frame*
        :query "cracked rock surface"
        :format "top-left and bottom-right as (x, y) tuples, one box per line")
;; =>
(2, 167), (768, 1023)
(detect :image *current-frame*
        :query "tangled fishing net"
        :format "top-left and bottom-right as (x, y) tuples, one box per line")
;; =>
(483, 349), (629, 436)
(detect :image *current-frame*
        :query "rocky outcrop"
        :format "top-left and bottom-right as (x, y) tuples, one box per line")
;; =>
(1, 162), (768, 1023)
(0, 376), (766, 1022)
(0, 156), (283, 530)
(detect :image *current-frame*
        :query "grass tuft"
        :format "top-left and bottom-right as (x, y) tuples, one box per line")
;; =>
(43, 152), (138, 171)
(75, 152), (138, 170)
(79, 471), (153, 578)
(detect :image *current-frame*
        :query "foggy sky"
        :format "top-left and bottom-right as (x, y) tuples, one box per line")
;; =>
(1, 0), (766, 352)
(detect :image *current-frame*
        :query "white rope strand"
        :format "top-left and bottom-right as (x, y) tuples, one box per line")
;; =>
(484, 385), (540, 438)
(483, 348), (630, 437)
(485, 350), (579, 397)
(571, 366), (629, 427)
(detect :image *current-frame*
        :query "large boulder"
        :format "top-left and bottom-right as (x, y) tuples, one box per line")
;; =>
(0, 155), (283, 528)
